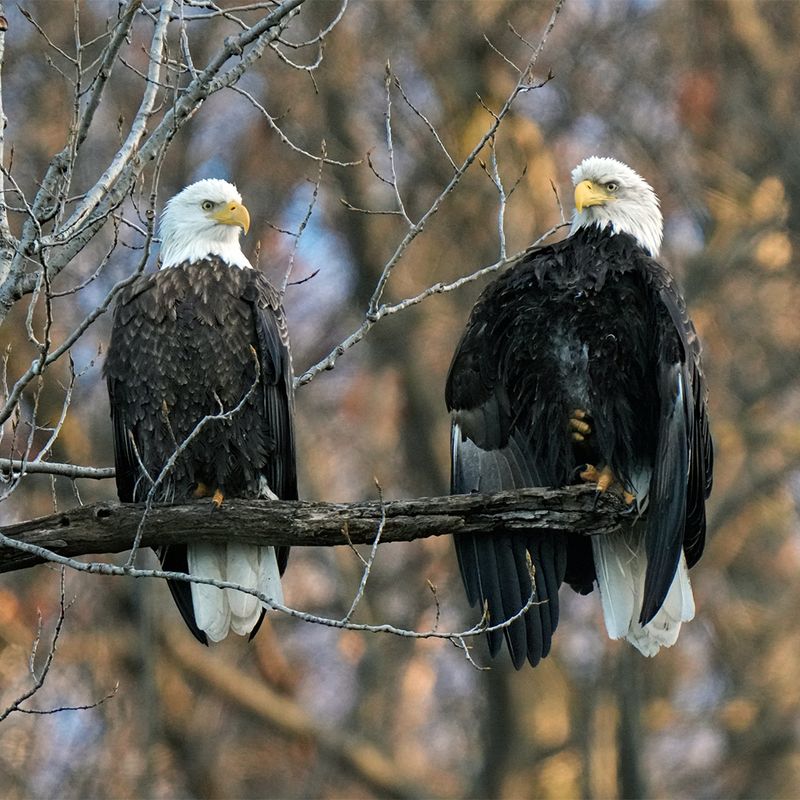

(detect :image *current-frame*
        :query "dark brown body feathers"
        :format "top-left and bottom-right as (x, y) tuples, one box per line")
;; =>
(104, 259), (297, 643)
(446, 226), (712, 667)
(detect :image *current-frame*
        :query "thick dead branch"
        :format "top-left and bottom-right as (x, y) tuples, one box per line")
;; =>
(0, 486), (628, 575)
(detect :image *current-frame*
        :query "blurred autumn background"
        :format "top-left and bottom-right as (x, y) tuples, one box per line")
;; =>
(1, 1), (799, 798)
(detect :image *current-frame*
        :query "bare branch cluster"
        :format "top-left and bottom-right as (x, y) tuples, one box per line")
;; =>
(0, 569), (118, 721)
(296, 0), (565, 386)
(0, 0), (571, 694)
(0, 0), (348, 513)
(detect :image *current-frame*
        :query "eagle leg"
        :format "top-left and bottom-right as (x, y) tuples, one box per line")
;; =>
(569, 409), (592, 442)
(195, 482), (225, 508)
(579, 464), (636, 506)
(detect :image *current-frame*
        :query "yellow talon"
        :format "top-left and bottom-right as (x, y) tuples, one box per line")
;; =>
(212, 488), (224, 509)
(579, 464), (601, 484)
(569, 409), (592, 440)
(194, 482), (210, 498)
(596, 465), (615, 494)
(579, 464), (637, 504)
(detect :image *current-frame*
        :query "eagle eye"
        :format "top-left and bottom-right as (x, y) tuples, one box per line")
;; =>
(605, 182), (619, 193)
(201, 200), (214, 211)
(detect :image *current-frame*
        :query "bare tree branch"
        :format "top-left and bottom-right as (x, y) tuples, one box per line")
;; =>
(296, 0), (566, 386)
(62, 0), (173, 237)
(342, 478), (387, 624)
(0, 459), (115, 480)
(0, 0), (316, 322)
(0, 568), (117, 721)
(295, 222), (569, 387)
(0, 4), (11, 259)
(0, 486), (628, 576)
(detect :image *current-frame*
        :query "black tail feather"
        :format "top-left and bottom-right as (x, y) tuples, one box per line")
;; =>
(455, 531), (567, 669)
(159, 544), (208, 646)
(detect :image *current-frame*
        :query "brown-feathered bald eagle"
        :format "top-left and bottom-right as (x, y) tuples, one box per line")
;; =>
(104, 179), (296, 644)
(446, 157), (713, 667)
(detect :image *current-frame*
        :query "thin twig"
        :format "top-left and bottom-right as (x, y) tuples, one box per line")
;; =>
(382, 62), (412, 226)
(483, 33), (522, 74)
(0, 8), (12, 244)
(0, 528), (543, 659)
(28, 358), (77, 465)
(479, 137), (508, 259)
(393, 76), (457, 171)
(550, 178), (566, 225)
(231, 85), (360, 167)
(339, 198), (405, 217)
(341, 479), (386, 624)
(296, 222), (568, 386)
(0, 570), (61, 721)
(281, 147), (326, 294)
(274, 0), (347, 48)
(268, 37), (324, 73)
(16, 684), (120, 716)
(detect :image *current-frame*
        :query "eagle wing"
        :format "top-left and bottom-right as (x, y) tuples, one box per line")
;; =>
(249, 273), (298, 501)
(446, 260), (568, 669)
(106, 272), (160, 505)
(640, 265), (713, 624)
(248, 272), (298, 574)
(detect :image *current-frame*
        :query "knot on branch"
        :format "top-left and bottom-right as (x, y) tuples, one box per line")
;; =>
(224, 35), (245, 57)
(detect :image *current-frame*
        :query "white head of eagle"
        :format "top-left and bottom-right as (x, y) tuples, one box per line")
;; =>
(159, 178), (253, 269)
(569, 156), (663, 257)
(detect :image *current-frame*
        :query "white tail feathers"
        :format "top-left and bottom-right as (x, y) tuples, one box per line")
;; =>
(187, 542), (284, 643)
(592, 531), (694, 657)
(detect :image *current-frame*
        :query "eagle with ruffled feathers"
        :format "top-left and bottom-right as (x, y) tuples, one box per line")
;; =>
(105, 179), (296, 644)
(446, 157), (713, 667)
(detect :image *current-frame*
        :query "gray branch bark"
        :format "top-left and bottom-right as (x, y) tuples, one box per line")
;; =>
(0, 486), (628, 575)
(0, 458), (115, 479)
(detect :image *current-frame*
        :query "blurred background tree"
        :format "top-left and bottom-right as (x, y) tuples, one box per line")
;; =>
(0, 1), (798, 798)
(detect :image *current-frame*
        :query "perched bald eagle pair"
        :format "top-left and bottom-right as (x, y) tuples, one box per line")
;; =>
(106, 158), (711, 660)
(105, 179), (296, 644)
(447, 156), (713, 667)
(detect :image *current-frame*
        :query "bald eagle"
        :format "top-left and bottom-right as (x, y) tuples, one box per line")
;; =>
(105, 179), (296, 644)
(446, 157), (712, 667)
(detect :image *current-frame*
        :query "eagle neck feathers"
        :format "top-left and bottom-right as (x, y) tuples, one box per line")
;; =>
(159, 233), (252, 270)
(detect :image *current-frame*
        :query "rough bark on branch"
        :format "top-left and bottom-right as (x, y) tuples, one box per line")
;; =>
(0, 486), (629, 575)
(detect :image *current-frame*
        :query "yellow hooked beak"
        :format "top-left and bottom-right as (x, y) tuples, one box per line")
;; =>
(574, 180), (610, 213)
(212, 201), (250, 235)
